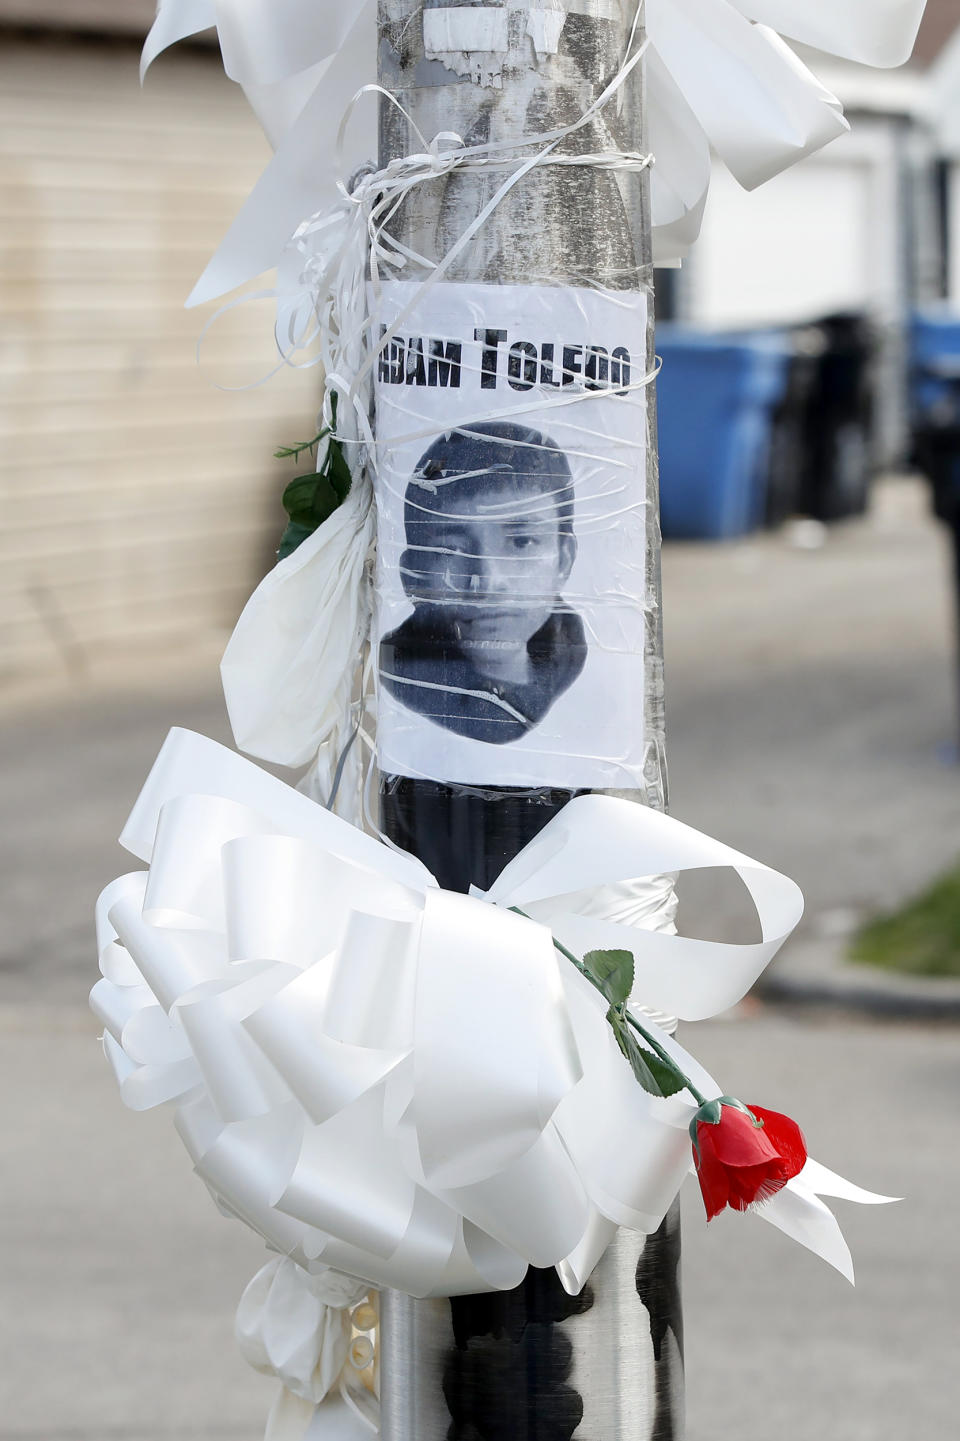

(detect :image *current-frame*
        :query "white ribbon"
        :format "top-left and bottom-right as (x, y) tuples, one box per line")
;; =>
(220, 469), (374, 779)
(92, 727), (893, 1305)
(236, 1260), (364, 1403)
(236, 1258), (377, 1441)
(142, 0), (925, 297)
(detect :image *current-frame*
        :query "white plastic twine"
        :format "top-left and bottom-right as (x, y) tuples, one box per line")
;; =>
(281, 18), (656, 446)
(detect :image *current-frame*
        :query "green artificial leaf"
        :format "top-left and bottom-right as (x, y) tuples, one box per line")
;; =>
(282, 471), (342, 527)
(281, 474), (324, 526)
(630, 1044), (687, 1098)
(277, 520), (315, 562)
(582, 949), (635, 1006)
(606, 1007), (687, 1098)
(275, 394), (353, 560)
(624, 1037), (664, 1095)
(608, 1006), (630, 1056)
(327, 438), (353, 504)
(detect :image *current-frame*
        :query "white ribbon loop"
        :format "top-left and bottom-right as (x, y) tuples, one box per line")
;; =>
(140, 0), (215, 83)
(412, 891), (580, 1190)
(141, 0), (925, 293)
(120, 727), (432, 889)
(484, 791), (804, 1021)
(645, 4), (848, 193)
(94, 729), (891, 1298)
(739, 0), (927, 67)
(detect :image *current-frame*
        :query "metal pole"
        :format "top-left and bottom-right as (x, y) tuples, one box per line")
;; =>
(376, 3), (679, 1437)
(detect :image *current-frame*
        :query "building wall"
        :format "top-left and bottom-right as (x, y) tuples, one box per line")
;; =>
(914, 0), (960, 65)
(0, 0), (156, 34)
(676, 113), (922, 468)
(947, 164), (960, 302)
(682, 119), (909, 326)
(0, 33), (320, 682)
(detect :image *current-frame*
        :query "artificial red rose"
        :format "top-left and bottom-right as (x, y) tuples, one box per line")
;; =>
(690, 1097), (807, 1221)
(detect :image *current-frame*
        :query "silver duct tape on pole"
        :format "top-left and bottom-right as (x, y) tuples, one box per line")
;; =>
(376, 2), (680, 1438)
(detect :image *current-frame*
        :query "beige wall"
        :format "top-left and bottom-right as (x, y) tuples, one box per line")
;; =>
(914, 0), (960, 64)
(0, 34), (321, 682)
(0, 1), (156, 33)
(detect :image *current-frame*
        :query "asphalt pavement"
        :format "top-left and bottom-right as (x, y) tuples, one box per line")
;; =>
(2, 1008), (954, 1441)
(2, 475), (958, 1439)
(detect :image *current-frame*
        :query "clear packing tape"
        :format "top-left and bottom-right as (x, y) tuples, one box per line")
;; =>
(370, 281), (655, 790)
(142, 0), (927, 297)
(92, 728), (893, 1305)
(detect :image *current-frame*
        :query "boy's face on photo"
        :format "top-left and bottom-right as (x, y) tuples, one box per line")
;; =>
(402, 478), (577, 649)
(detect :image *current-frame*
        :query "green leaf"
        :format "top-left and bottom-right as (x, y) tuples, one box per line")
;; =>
(274, 397), (352, 560)
(625, 1039), (665, 1095)
(582, 949), (635, 1006)
(631, 1045), (687, 1098)
(606, 1008), (686, 1098)
(293, 472), (342, 526)
(327, 439), (353, 504)
(608, 1006), (630, 1057)
(281, 473), (324, 526)
(277, 520), (315, 561)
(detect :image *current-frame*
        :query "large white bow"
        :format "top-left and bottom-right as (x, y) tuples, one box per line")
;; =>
(141, 0), (925, 300)
(92, 727), (890, 1301)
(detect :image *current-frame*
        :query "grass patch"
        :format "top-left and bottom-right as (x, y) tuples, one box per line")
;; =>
(850, 864), (960, 978)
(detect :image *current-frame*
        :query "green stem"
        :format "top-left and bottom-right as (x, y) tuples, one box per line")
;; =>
(274, 427), (330, 462)
(510, 906), (710, 1110)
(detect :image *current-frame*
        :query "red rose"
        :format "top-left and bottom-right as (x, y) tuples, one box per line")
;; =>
(690, 1097), (807, 1221)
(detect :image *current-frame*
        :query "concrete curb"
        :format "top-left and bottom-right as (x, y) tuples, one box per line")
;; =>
(756, 936), (960, 1020)
(757, 971), (960, 1021)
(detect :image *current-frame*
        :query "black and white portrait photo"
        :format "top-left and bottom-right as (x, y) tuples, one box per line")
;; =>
(373, 279), (649, 789)
(379, 421), (587, 744)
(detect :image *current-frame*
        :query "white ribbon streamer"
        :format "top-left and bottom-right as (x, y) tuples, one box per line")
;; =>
(141, 0), (925, 295)
(220, 472), (374, 776)
(237, 1260), (356, 1405)
(236, 1258), (378, 1441)
(93, 727), (892, 1306)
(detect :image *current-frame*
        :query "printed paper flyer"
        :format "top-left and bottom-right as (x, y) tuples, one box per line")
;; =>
(373, 280), (648, 788)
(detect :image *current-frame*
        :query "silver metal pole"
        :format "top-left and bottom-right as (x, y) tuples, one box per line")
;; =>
(376, 3), (678, 1437)
(380, 1221), (682, 1441)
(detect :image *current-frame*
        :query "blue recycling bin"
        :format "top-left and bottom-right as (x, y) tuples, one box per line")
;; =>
(909, 308), (960, 526)
(910, 307), (960, 428)
(656, 326), (792, 539)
